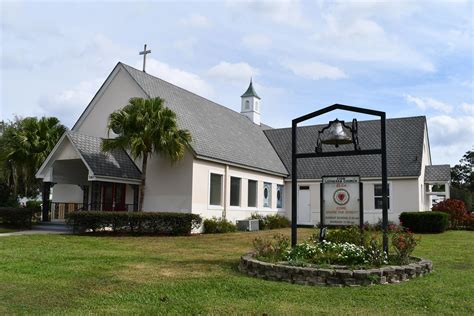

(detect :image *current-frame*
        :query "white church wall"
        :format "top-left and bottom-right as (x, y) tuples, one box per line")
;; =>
(419, 125), (432, 211)
(141, 150), (193, 212)
(191, 158), (285, 222)
(283, 178), (420, 226)
(74, 66), (148, 138)
(52, 184), (83, 203)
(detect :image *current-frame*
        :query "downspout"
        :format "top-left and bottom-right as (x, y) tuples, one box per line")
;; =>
(223, 165), (229, 219)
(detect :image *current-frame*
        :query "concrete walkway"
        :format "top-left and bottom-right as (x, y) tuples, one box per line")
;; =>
(0, 222), (72, 237)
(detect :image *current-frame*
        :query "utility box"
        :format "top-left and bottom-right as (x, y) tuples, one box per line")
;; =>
(236, 219), (259, 231)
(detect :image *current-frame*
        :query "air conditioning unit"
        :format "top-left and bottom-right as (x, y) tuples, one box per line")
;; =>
(236, 219), (259, 231)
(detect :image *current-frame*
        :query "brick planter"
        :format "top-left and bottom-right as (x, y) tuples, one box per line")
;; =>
(238, 254), (433, 287)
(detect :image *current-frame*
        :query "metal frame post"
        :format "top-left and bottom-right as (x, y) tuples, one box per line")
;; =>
(291, 121), (298, 247)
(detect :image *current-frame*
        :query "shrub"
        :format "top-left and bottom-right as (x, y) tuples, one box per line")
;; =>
(25, 200), (42, 210)
(322, 226), (367, 246)
(249, 213), (290, 230)
(66, 211), (202, 235)
(203, 217), (236, 234)
(389, 225), (419, 265)
(461, 213), (474, 231)
(399, 211), (449, 233)
(253, 234), (290, 262)
(432, 199), (467, 229)
(0, 208), (35, 228)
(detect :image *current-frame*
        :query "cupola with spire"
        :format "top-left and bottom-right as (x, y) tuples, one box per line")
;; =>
(240, 78), (261, 125)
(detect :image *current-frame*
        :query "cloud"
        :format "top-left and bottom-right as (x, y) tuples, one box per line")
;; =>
(311, 10), (435, 72)
(241, 34), (272, 51)
(229, 0), (311, 29)
(427, 114), (474, 164)
(405, 95), (453, 113)
(141, 58), (213, 98)
(460, 102), (474, 115)
(283, 61), (347, 80)
(179, 14), (212, 28)
(207, 62), (260, 82)
(38, 79), (103, 127)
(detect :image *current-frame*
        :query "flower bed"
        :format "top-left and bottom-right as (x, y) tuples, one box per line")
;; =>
(239, 254), (433, 287)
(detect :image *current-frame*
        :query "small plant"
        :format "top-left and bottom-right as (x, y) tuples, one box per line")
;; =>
(253, 234), (290, 262)
(364, 237), (388, 267)
(203, 217), (236, 234)
(389, 225), (419, 264)
(285, 242), (321, 263)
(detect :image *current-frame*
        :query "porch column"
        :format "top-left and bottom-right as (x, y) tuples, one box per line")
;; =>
(132, 184), (139, 212)
(81, 185), (89, 210)
(42, 182), (52, 222)
(90, 181), (102, 210)
(445, 183), (450, 199)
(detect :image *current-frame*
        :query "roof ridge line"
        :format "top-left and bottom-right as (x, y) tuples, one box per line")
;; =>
(120, 62), (255, 123)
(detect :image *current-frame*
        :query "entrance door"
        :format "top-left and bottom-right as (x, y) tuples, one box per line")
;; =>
(102, 183), (114, 211)
(102, 183), (126, 211)
(298, 186), (311, 225)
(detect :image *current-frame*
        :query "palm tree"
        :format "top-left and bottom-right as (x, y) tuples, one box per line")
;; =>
(1, 117), (66, 198)
(102, 97), (192, 211)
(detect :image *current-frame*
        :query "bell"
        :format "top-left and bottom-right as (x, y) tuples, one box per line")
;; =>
(321, 120), (352, 146)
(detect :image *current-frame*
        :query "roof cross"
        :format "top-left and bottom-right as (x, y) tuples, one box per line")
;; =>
(139, 44), (151, 72)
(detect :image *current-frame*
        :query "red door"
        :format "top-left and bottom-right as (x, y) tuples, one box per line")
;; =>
(102, 183), (126, 211)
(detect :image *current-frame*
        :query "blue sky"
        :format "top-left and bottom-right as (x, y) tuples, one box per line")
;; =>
(1, 0), (473, 165)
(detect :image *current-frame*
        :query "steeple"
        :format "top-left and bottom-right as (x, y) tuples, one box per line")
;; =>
(240, 78), (261, 125)
(241, 78), (261, 99)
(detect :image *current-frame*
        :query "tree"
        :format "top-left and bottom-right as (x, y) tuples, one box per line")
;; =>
(102, 97), (192, 211)
(0, 117), (66, 200)
(450, 150), (473, 211)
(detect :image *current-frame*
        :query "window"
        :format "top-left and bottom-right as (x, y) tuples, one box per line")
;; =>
(248, 180), (257, 207)
(230, 177), (241, 206)
(245, 100), (250, 110)
(263, 182), (272, 207)
(277, 185), (283, 208)
(209, 173), (223, 206)
(255, 101), (259, 112)
(374, 184), (390, 209)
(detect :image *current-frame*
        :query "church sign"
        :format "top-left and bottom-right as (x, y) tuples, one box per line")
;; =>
(321, 176), (362, 227)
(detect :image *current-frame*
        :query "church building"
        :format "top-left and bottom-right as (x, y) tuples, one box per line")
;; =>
(36, 62), (450, 225)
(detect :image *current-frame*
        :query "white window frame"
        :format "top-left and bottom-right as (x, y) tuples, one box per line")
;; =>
(263, 182), (272, 208)
(374, 182), (391, 210)
(229, 176), (242, 207)
(208, 171), (224, 210)
(276, 184), (284, 209)
(247, 179), (258, 208)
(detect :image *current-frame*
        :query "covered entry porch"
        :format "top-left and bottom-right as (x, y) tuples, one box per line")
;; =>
(36, 131), (142, 221)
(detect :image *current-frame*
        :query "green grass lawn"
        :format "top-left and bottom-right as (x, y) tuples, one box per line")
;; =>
(0, 229), (473, 315)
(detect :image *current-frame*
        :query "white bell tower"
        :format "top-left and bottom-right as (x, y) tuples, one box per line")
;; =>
(240, 78), (261, 125)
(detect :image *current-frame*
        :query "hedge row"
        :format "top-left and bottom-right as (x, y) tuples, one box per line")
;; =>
(0, 208), (36, 228)
(66, 211), (202, 236)
(399, 211), (449, 233)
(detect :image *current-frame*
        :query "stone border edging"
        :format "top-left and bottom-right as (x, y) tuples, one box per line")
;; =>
(238, 254), (433, 287)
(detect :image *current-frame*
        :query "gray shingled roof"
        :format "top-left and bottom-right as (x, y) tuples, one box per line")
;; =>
(121, 63), (287, 175)
(67, 131), (141, 180)
(264, 116), (427, 179)
(425, 165), (451, 182)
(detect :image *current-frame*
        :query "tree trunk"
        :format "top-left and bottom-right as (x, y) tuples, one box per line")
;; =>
(139, 154), (148, 211)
